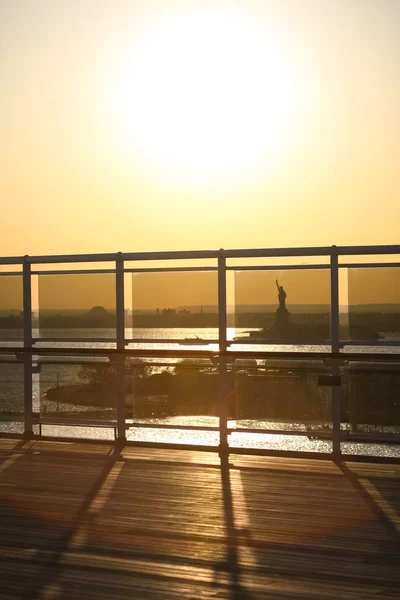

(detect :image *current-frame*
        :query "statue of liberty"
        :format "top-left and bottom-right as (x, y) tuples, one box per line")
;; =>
(276, 280), (287, 310)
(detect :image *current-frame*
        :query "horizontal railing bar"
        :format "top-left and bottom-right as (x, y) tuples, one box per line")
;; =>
(235, 350), (399, 361)
(16, 248), (329, 263)
(340, 340), (400, 347)
(7, 337), (396, 348)
(334, 245), (400, 256)
(0, 419), (318, 434)
(33, 338), (117, 343)
(34, 338), (231, 346)
(125, 338), (220, 345)
(129, 362), (214, 367)
(230, 339), (400, 347)
(19, 267), (400, 278)
(226, 245), (400, 258)
(25, 250), (219, 264)
(10, 266), (371, 277)
(18, 263), (400, 275)
(227, 264), (329, 271)
(10, 347), (218, 358)
(0, 362), (23, 366)
(2, 359), (399, 372)
(26, 253), (121, 264)
(6, 357), (399, 371)
(32, 269), (116, 275)
(0, 256), (25, 265)
(36, 422), (118, 429)
(0, 415), (118, 425)
(32, 360), (110, 366)
(228, 427), (332, 437)
(1, 245), (400, 266)
(128, 423), (219, 431)
(128, 266), (217, 273)
(31, 360), (214, 367)
(2, 417), (396, 442)
(233, 340), (336, 347)
(340, 432), (400, 442)
(231, 338), (331, 345)
(3, 357), (398, 370)
(228, 429), (400, 443)
(226, 247), (334, 258)
(13, 337), (399, 348)
(339, 262), (400, 269)
(4, 346), (400, 361)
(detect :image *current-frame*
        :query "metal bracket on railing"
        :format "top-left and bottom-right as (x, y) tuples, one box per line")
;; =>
(318, 375), (342, 387)
(15, 352), (40, 374)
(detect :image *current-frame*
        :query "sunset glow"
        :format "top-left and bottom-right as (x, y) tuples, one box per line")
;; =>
(1, 0), (399, 254)
(107, 9), (310, 184)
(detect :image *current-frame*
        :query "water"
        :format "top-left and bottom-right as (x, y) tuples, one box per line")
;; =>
(1, 327), (399, 457)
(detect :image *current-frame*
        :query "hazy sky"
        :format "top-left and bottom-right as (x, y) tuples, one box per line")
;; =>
(0, 276), (22, 310)
(38, 273), (116, 310)
(348, 267), (400, 305)
(235, 270), (330, 306)
(132, 272), (217, 310)
(1, 0), (399, 257)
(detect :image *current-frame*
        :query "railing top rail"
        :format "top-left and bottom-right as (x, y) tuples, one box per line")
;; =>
(0, 244), (399, 265)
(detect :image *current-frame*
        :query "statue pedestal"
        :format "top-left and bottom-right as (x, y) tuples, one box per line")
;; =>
(268, 307), (296, 339)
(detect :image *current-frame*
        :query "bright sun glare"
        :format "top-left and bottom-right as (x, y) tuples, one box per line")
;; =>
(108, 9), (310, 185)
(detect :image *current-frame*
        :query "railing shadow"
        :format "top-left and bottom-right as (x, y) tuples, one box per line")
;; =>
(1, 441), (399, 599)
(0, 438), (31, 460)
(335, 460), (400, 545)
(216, 453), (253, 599)
(26, 445), (123, 599)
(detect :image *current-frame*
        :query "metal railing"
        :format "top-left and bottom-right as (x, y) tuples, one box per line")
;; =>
(0, 244), (399, 457)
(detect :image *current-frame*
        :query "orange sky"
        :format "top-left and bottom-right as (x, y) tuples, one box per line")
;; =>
(1, 0), (399, 257)
(348, 268), (400, 305)
(1, 266), (399, 312)
(0, 277), (22, 311)
(38, 274), (116, 311)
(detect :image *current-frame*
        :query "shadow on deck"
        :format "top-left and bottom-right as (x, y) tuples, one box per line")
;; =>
(0, 438), (399, 599)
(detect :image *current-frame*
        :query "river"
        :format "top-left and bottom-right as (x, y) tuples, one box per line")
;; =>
(0, 327), (399, 458)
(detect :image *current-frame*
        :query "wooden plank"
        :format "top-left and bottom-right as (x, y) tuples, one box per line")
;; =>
(0, 439), (399, 599)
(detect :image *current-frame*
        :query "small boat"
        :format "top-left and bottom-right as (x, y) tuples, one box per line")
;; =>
(179, 335), (206, 345)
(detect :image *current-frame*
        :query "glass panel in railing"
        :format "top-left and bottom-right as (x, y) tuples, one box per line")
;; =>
(38, 358), (118, 436)
(0, 359), (24, 433)
(229, 359), (333, 452)
(38, 273), (116, 339)
(126, 357), (219, 445)
(130, 271), (218, 345)
(347, 267), (400, 342)
(233, 269), (331, 345)
(341, 361), (400, 443)
(0, 275), (23, 340)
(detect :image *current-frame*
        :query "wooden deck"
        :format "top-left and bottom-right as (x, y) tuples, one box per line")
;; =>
(0, 439), (399, 599)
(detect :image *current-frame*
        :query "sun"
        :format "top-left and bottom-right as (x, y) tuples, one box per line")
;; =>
(107, 8), (310, 185)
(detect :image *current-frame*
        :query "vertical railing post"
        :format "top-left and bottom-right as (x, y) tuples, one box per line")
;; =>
(116, 253), (126, 442)
(218, 250), (228, 455)
(330, 246), (341, 458)
(23, 257), (33, 438)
